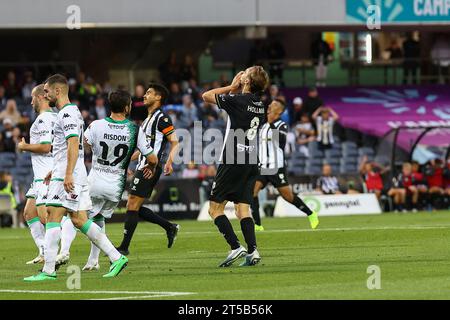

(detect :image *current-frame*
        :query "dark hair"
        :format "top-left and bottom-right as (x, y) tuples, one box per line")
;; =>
(148, 83), (169, 105)
(248, 66), (269, 94)
(45, 74), (68, 87)
(108, 90), (131, 113)
(273, 98), (286, 111)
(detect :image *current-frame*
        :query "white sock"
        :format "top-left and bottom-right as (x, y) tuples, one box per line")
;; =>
(87, 219), (105, 265)
(60, 216), (77, 256)
(42, 223), (61, 274)
(81, 220), (120, 262)
(26, 217), (45, 256)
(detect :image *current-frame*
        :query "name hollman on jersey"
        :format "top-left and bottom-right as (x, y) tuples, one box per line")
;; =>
(247, 101), (265, 114)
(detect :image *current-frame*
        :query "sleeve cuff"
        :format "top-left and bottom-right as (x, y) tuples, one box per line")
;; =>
(40, 141), (51, 144)
(65, 134), (78, 140)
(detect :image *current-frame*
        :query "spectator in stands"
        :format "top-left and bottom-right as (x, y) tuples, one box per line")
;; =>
(167, 82), (183, 105)
(180, 54), (197, 83)
(359, 155), (389, 200)
(185, 79), (201, 104)
(424, 158), (445, 209)
(312, 106), (339, 151)
(0, 100), (22, 126)
(2, 71), (21, 98)
(311, 34), (332, 87)
(201, 102), (222, 129)
(159, 51), (180, 86)
(403, 32), (420, 85)
(166, 109), (179, 128)
(316, 164), (341, 194)
(386, 39), (403, 60)
(290, 97), (304, 125)
(219, 73), (230, 87)
(130, 83), (147, 122)
(0, 85), (6, 110)
(294, 114), (315, 158)
(68, 78), (79, 101)
(81, 110), (94, 128)
(1, 119), (16, 152)
(178, 94), (199, 129)
(92, 95), (108, 120)
(303, 87), (323, 119)
(21, 71), (36, 103)
(76, 71), (89, 109)
(182, 161), (200, 179)
(248, 40), (266, 66)
(388, 162), (417, 212)
(267, 38), (286, 87)
(411, 161), (428, 210)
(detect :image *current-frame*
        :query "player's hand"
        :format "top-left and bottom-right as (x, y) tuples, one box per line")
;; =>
(17, 137), (26, 152)
(230, 71), (244, 91)
(164, 162), (173, 176)
(142, 165), (154, 179)
(64, 173), (75, 193)
(44, 171), (52, 185)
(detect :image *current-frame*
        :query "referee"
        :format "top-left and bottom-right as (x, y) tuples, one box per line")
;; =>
(202, 66), (269, 267)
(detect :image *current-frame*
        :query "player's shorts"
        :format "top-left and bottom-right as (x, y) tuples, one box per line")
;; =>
(209, 164), (259, 204)
(256, 167), (289, 189)
(46, 180), (92, 212)
(129, 165), (163, 198)
(88, 198), (119, 219)
(25, 180), (49, 206)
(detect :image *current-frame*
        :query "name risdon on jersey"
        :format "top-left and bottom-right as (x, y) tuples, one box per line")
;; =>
(51, 103), (87, 184)
(30, 111), (57, 180)
(214, 93), (267, 164)
(85, 117), (153, 201)
(136, 109), (174, 170)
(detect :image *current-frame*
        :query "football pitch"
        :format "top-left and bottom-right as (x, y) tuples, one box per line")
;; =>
(1, 211), (450, 300)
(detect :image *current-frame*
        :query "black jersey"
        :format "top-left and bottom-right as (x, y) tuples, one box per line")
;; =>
(214, 93), (267, 165)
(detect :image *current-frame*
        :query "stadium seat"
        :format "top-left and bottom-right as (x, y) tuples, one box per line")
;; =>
(324, 149), (342, 159)
(342, 141), (357, 150)
(358, 147), (375, 157)
(340, 163), (357, 174)
(305, 165), (322, 175)
(323, 158), (340, 166)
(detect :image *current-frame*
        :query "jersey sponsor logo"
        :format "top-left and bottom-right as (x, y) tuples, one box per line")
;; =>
(107, 124), (126, 129)
(237, 143), (255, 153)
(103, 133), (127, 141)
(64, 123), (78, 130)
(63, 113), (71, 118)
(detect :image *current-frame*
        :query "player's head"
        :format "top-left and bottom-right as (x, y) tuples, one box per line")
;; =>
(402, 162), (412, 175)
(411, 161), (420, 173)
(144, 83), (169, 108)
(241, 66), (269, 94)
(267, 99), (285, 123)
(108, 89), (132, 116)
(31, 84), (48, 113)
(44, 74), (68, 106)
(322, 164), (332, 176)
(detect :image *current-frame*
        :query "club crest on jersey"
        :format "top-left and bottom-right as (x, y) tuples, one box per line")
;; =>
(134, 178), (140, 185)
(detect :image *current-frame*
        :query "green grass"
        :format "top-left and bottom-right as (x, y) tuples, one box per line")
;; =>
(1, 210), (450, 300)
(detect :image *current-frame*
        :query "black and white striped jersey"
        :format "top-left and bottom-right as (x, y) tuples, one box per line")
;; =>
(316, 175), (340, 194)
(259, 119), (288, 170)
(136, 108), (175, 170)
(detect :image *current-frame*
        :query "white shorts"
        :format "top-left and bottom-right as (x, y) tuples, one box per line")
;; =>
(88, 197), (119, 219)
(25, 180), (49, 207)
(46, 180), (92, 212)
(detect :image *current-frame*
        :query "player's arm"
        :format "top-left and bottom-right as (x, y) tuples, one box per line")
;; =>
(131, 150), (140, 161)
(202, 71), (243, 104)
(311, 106), (323, 120)
(164, 132), (179, 176)
(278, 124), (288, 150)
(17, 138), (51, 154)
(64, 136), (78, 193)
(328, 107), (339, 121)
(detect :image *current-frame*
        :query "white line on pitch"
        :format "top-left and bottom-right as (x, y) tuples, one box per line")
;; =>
(91, 293), (193, 300)
(0, 290), (195, 296)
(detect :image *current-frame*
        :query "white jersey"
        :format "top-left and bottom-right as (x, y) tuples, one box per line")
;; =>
(51, 103), (87, 184)
(30, 111), (57, 180)
(85, 117), (153, 202)
(259, 120), (288, 170)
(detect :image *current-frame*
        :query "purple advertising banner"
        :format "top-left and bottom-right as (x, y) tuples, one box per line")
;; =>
(283, 86), (450, 147)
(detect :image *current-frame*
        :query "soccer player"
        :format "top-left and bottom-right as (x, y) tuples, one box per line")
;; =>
(24, 74), (127, 281)
(116, 83), (180, 256)
(202, 66), (268, 267)
(251, 99), (318, 231)
(18, 84), (57, 264)
(82, 90), (158, 270)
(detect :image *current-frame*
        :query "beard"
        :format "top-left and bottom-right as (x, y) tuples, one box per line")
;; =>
(48, 99), (56, 108)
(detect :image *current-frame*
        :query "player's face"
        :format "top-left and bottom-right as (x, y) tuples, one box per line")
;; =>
(143, 88), (159, 106)
(267, 102), (283, 122)
(241, 67), (252, 86)
(43, 83), (57, 104)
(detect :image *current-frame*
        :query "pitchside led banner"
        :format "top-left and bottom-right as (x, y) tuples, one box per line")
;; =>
(347, 0), (450, 23)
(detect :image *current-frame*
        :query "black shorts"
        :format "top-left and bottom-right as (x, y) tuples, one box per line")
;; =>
(209, 164), (259, 204)
(129, 165), (163, 198)
(256, 167), (289, 189)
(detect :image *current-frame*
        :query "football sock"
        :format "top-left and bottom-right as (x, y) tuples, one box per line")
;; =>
(26, 217), (45, 256)
(118, 210), (138, 250)
(214, 215), (240, 250)
(293, 196), (313, 215)
(138, 206), (173, 231)
(87, 216), (105, 264)
(240, 217), (257, 254)
(80, 220), (120, 263)
(60, 216), (77, 256)
(250, 197), (262, 226)
(42, 222), (61, 274)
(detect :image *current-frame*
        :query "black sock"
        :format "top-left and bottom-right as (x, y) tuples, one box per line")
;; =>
(251, 197), (262, 226)
(293, 196), (313, 216)
(214, 215), (240, 250)
(240, 217), (257, 254)
(118, 210), (138, 250)
(139, 206), (173, 231)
